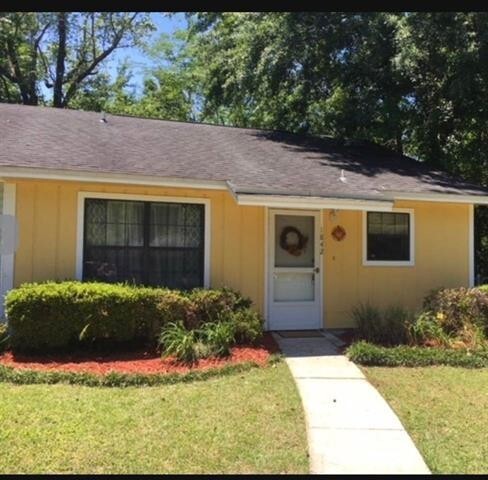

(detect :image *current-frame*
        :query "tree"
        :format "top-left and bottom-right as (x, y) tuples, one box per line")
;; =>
(184, 12), (488, 173)
(69, 61), (137, 113)
(0, 12), (154, 107)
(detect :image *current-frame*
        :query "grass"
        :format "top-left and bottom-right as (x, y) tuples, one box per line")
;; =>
(0, 363), (308, 474)
(362, 366), (488, 474)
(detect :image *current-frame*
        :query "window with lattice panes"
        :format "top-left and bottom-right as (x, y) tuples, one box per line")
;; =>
(83, 198), (204, 289)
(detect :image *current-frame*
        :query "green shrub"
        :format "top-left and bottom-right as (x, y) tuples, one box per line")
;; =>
(201, 320), (236, 357)
(352, 303), (413, 346)
(158, 308), (264, 363)
(6, 281), (258, 353)
(0, 323), (9, 353)
(230, 309), (264, 344)
(187, 287), (252, 324)
(6, 282), (167, 351)
(346, 341), (488, 368)
(409, 311), (452, 347)
(156, 291), (196, 330)
(159, 322), (199, 364)
(423, 287), (488, 335)
(418, 287), (488, 349)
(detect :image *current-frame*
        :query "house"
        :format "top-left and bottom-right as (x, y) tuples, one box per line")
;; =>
(1, 103), (488, 329)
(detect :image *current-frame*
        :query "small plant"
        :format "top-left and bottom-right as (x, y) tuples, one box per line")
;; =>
(409, 311), (452, 347)
(352, 303), (412, 346)
(352, 303), (383, 343)
(159, 322), (199, 364)
(382, 306), (414, 345)
(201, 320), (236, 357)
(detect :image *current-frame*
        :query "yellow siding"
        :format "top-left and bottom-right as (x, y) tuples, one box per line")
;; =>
(11, 179), (471, 328)
(323, 201), (470, 328)
(12, 180), (265, 314)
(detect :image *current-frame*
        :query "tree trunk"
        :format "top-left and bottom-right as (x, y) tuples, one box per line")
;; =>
(395, 129), (403, 155)
(53, 12), (67, 108)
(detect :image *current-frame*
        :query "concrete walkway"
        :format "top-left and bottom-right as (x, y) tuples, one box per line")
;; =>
(273, 333), (430, 475)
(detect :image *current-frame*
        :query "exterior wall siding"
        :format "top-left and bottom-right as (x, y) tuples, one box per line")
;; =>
(323, 201), (470, 327)
(11, 179), (470, 328)
(12, 180), (265, 314)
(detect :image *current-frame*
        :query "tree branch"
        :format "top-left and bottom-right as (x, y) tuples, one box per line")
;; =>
(61, 14), (139, 106)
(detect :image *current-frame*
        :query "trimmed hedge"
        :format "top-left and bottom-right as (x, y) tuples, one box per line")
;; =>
(5, 282), (260, 352)
(347, 341), (488, 368)
(0, 356), (281, 388)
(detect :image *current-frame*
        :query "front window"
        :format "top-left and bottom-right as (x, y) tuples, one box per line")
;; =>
(366, 211), (411, 263)
(83, 198), (205, 289)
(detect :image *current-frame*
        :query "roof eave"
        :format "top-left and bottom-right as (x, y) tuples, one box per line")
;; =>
(235, 193), (394, 211)
(387, 191), (488, 205)
(0, 166), (228, 191)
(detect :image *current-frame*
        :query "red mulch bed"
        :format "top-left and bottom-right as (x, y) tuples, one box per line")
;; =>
(0, 333), (280, 376)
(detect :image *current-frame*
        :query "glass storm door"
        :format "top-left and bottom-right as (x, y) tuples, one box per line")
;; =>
(268, 210), (322, 330)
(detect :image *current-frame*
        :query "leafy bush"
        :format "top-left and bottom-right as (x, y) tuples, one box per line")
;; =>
(353, 287), (488, 350)
(159, 310), (264, 364)
(201, 320), (236, 357)
(187, 287), (252, 324)
(352, 303), (413, 346)
(409, 311), (452, 347)
(6, 282), (165, 351)
(156, 292), (196, 330)
(423, 287), (488, 335)
(6, 281), (259, 353)
(0, 323), (9, 353)
(231, 309), (264, 344)
(347, 341), (488, 368)
(159, 322), (199, 364)
(420, 287), (488, 349)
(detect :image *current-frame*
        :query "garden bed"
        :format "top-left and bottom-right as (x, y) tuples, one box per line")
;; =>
(0, 333), (280, 376)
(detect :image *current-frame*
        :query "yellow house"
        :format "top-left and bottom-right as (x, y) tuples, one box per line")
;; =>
(1, 103), (488, 329)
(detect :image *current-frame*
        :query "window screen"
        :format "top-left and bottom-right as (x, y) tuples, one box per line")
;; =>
(367, 212), (410, 262)
(83, 198), (204, 289)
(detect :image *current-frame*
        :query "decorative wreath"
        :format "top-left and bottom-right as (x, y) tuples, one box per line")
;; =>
(279, 226), (308, 256)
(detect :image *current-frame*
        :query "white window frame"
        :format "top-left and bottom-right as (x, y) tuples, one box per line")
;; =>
(362, 208), (415, 267)
(76, 192), (211, 288)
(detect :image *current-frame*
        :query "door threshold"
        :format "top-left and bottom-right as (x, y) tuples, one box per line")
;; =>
(275, 330), (325, 338)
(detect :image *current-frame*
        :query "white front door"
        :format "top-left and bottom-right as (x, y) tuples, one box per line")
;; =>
(268, 209), (322, 330)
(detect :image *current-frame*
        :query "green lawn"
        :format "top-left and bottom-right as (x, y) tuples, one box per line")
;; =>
(0, 363), (308, 474)
(362, 366), (488, 474)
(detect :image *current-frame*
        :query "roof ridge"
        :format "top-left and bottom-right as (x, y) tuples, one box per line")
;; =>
(0, 102), (400, 155)
(0, 101), (295, 135)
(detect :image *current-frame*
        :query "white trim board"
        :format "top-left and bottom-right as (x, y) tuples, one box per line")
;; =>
(387, 191), (488, 205)
(237, 193), (394, 211)
(0, 166), (227, 191)
(469, 204), (475, 287)
(362, 208), (415, 267)
(76, 191), (211, 288)
(2, 166), (488, 207)
(0, 183), (16, 320)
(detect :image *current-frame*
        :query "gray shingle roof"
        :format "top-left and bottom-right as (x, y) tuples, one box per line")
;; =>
(1, 103), (487, 200)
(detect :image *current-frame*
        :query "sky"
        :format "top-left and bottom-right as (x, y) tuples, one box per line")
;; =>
(105, 12), (187, 96)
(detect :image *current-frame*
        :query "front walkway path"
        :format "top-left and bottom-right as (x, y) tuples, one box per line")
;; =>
(273, 333), (430, 475)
